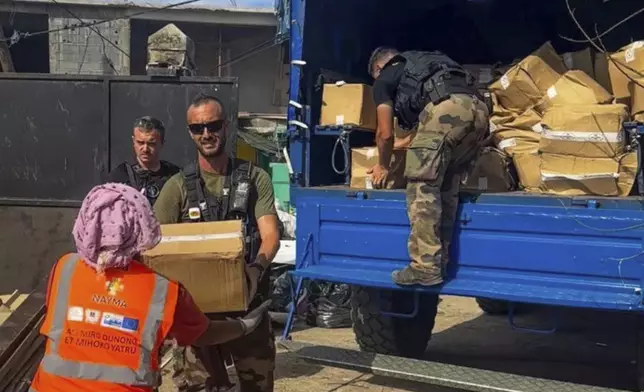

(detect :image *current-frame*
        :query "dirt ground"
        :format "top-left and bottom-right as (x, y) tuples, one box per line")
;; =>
(161, 296), (640, 392)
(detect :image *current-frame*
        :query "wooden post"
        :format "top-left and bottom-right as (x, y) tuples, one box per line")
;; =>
(0, 24), (15, 72)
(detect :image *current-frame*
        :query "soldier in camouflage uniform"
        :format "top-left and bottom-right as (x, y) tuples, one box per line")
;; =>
(367, 47), (489, 286)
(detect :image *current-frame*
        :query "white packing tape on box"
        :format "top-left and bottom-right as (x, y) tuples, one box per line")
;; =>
(160, 232), (243, 243)
(541, 172), (619, 181)
(541, 129), (622, 143)
(497, 138), (517, 151)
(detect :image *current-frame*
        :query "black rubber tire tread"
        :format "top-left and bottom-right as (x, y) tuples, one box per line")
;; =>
(350, 286), (439, 359)
(475, 298), (510, 315)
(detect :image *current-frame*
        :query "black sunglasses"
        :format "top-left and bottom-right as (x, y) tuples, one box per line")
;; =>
(187, 120), (225, 135)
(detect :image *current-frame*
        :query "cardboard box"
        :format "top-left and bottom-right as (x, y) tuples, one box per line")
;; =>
(460, 147), (515, 192)
(489, 92), (516, 126)
(608, 41), (644, 106)
(489, 42), (567, 113)
(491, 107), (542, 155)
(512, 149), (542, 192)
(350, 147), (406, 189)
(541, 104), (628, 158)
(539, 153), (620, 196)
(535, 70), (612, 113)
(630, 78), (644, 122)
(594, 52), (613, 94)
(143, 220), (248, 314)
(561, 48), (595, 79)
(320, 83), (377, 130)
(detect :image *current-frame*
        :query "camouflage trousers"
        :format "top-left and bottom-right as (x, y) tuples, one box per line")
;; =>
(171, 314), (275, 392)
(405, 94), (489, 273)
(171, 276), (276, 392)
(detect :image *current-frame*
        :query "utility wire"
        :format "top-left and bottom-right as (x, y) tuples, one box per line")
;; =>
(51, 0), (131, 59)
(563, 0), (644, 91)
(560, 5), (644, 44)
(3, 0), (200, 46)
(212, 32), (288, 72)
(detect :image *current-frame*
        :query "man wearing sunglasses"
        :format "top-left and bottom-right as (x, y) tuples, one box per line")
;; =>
(106, 116), (180, 205)
(154, 94), (281, 392)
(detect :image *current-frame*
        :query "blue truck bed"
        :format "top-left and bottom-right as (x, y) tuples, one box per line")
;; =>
(292, 187), (644, 311)
(279, 0), (644, 389)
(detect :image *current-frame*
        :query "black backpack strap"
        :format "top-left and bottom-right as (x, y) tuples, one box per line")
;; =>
(229, 160), (261, 263)
(227, 160), (252, 217)
(125, 163), (140, 190)
(182, 162), (210, 221)
(219, 158), (235, 221)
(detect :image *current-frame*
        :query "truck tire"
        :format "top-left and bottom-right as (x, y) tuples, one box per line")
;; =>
(475, 298), (510, 315)
(350, 286), (439, 359)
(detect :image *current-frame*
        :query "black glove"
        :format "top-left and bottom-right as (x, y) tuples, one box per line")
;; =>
(238, 300), (271, 336)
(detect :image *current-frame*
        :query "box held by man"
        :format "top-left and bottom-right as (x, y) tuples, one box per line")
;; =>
(143, 220), (248, 313)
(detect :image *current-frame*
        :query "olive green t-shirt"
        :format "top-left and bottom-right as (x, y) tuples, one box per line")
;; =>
(154, 159), (277, 224)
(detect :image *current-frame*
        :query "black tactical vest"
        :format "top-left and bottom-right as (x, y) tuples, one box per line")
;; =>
(180, 159), (261, 264)
(392, 51), (480, 130)
(125, 162), (176, 206)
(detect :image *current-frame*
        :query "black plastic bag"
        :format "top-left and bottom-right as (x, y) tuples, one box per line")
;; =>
(306, 281), (352, 329)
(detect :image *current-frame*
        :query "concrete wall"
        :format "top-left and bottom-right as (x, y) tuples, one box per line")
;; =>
(44, 5), (132, 75)
(49, 17), (130, 75)
(130, 20), (287, 114)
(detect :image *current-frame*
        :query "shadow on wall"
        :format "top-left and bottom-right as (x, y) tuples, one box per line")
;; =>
(0, 206), (77, 294)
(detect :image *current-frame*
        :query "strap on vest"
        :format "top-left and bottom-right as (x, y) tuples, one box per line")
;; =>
(183, 162), (211, 221)
(41, 254), (168, 387)
(181, 160), (260, 262)
(183, 159), (249, 222)
(125, 163), (140, 190)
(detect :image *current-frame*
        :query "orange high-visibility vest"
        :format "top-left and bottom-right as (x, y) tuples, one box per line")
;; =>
(30, 253), (179, 392)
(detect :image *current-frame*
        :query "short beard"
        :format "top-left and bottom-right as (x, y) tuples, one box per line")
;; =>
(196, 139), (226, 158)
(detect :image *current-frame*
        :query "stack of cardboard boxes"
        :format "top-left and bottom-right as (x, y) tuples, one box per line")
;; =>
(319, 82), (408, 190)
(319, 41), (642, 197)
(488, 41), (638, 196)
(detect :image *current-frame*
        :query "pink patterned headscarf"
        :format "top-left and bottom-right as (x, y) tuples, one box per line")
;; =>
(72, 183), (161, 272)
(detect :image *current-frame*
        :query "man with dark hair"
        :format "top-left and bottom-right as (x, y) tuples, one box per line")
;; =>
(366, 46), (489, 287)
(107, 116), (180, 205)
(154, 93), (281, 392)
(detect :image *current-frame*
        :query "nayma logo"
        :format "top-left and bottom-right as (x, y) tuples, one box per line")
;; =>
(105, 278), (124, 296)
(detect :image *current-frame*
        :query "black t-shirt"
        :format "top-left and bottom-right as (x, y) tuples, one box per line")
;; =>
(372, 61), (405, 107)
(106, 160), (181, 205)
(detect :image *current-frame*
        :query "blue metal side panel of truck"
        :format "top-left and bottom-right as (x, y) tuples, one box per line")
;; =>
(292, 188), (644, 312)
(285, 0), (644, 314)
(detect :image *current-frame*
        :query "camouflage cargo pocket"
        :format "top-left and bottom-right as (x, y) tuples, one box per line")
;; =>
(404, 137), (449, 182)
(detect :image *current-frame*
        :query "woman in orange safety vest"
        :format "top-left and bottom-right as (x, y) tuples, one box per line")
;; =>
(30, 183), (269, 392)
